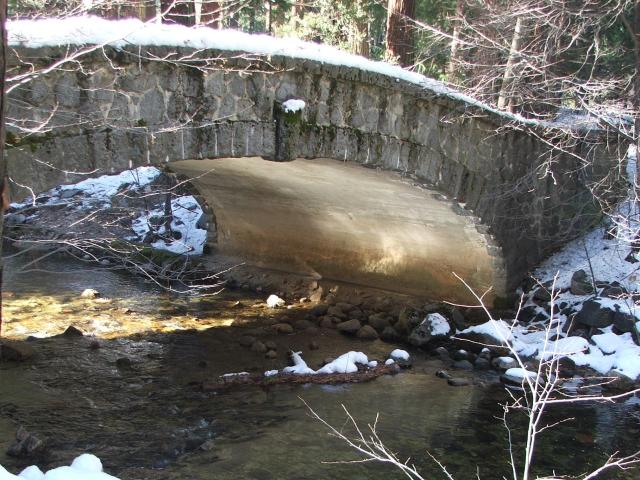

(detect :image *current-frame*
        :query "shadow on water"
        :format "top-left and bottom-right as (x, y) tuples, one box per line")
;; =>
(1, 252), (639, 479)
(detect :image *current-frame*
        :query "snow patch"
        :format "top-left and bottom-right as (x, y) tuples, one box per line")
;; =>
(0, 454), (118, 480)
(282, 99), (305, 113)
(389, 349), (410, 361)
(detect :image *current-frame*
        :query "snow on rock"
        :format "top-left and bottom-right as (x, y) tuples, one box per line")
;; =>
(389, 349), (410, 361)
(131, 195), (207, 255)
(7, 17), (541, 128)
(385, 358), (395, 366)
(18, 466), (44, 480)
(1, 454), (118, 480)
(264, 369), (279, 377)
(316, 351), (369, 374)
(70, 454), (103, 473)
(282, 99), (305, 113)
(282, 351), (316, 375)
(503, 368), (539, 384)
(266, 294), (285, 308)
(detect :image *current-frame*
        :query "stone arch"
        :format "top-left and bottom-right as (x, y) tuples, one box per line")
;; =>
(5, 45), (623, 302)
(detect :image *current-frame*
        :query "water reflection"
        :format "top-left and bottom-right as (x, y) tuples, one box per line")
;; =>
(1, 251), (639, 480)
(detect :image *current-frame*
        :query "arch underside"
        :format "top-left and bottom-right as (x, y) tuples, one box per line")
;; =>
(170, 157), (496, 303)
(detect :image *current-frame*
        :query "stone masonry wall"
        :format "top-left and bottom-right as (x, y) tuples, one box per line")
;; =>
(5, 46), (625, 298)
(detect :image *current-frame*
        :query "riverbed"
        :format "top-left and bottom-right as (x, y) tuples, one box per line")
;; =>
(1, 252), (639, 479)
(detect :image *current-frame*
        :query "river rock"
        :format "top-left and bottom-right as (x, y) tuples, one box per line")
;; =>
(265, 350), (277, 359)
(7, 427), (45, 458)
(349, 308), (365, 320)
(293, 319), (314, 331)
(310, 304), (329, 316)
(5, 213), (27, 226)
(435, 370), (451, 380)
(380, 326), (399, 341)
(309, 341), (319, 350)
(80, 288), (99, 299)
(337, 319), (361, 334)
(336, 302), (354, 313)
(0, 341), (35, 362)
(251, 341), (267, 353)
(570, 269), (595, 295)
(408, 313), (451, 348)
(319, 317), (335, 329)
(327, 306), (347, 319)
(447, 377), (470, 387)
(265, 340), (277, 350)
(453, 360), (474, 370)
(474, 357), (491, 370)
(271, 323), (294, 334)
(574, 299), (614, 328)
(453, 349), (469, 361)
(492, 356), (516, 370)
(239, 335), (256, 347)
(368, 312), (390, 331)
(356, 325), (379, 340)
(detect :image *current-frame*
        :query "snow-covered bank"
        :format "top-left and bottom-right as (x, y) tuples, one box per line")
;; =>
(456, 147), (640, 382)
(0, 454), (119, 480)
(8, 166), (207, 256)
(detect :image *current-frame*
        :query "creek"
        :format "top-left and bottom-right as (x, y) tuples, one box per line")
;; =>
(0, 252), (639, 479)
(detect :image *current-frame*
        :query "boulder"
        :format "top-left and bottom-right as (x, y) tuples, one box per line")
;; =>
(367, 312), (390, 331)
(337, 319), (361, 334)
(0, 341), (35, 362)
(408, 313), (451, 348)
(574, 300), (614, 328)
(570, 270), (595, 296)
(271, 323), (294, 334)
(356, 325), (379, 340)
(613, 310), (636, 333)
(492, 356), (517, 370)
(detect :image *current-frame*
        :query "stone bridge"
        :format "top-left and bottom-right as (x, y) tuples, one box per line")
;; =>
(4, 42), (623, 304)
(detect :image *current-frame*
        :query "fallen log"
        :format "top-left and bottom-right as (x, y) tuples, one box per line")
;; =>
(199, 364), (400, 392)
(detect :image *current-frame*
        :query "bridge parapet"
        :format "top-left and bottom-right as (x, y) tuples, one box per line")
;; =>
(5, 44), (626, 300)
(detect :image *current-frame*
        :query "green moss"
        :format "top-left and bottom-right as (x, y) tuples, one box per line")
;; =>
(5, 131), (54, 152)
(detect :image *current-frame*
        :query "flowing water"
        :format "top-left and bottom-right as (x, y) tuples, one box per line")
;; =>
(1, 251), (639, 479)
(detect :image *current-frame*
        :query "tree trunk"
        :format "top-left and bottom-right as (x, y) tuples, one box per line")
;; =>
(0, 0), (7, 336)
(264, 0), (271, 33)
(634, 0), (640, 186)
(446, 0), (464, 81)
(385, 0), (416, 67)
(201, 1), (222, 28)
(351, 0), (369, 57)
(497, 15), (523, 111)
